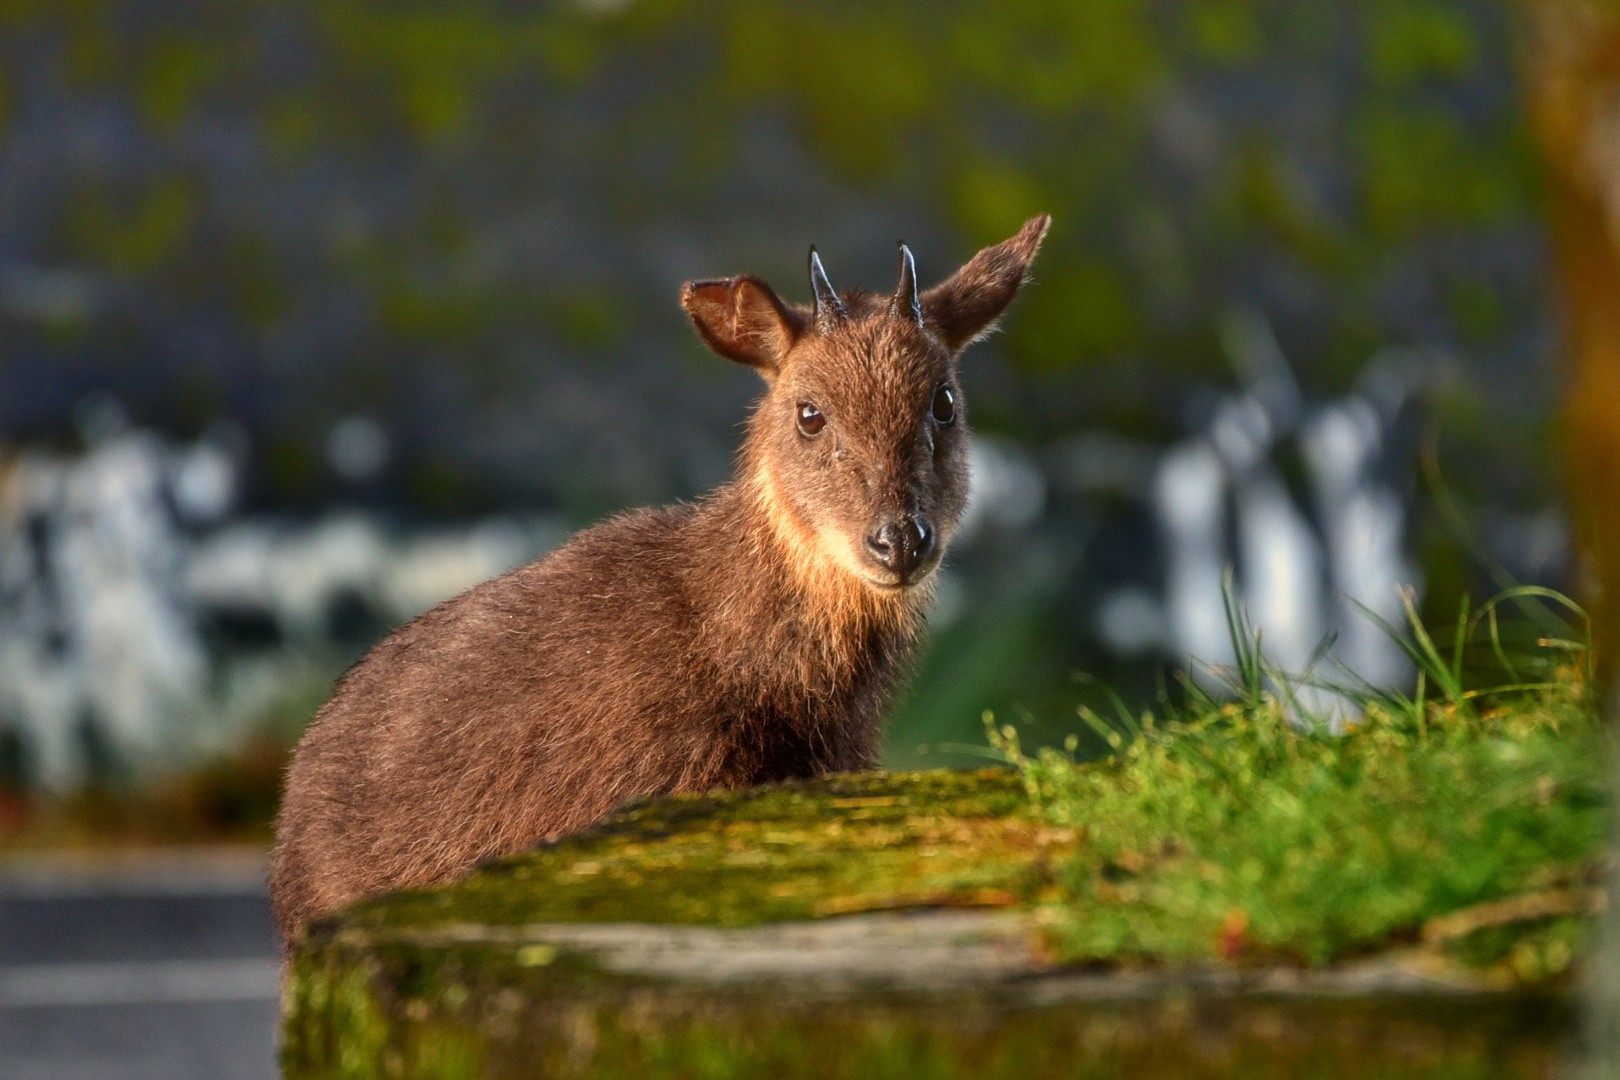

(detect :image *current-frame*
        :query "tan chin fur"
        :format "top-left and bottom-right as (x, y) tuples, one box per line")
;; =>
(752, 465), (928, 624)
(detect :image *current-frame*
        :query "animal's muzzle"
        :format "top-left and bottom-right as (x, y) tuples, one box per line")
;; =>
(864, 516), (935, 583)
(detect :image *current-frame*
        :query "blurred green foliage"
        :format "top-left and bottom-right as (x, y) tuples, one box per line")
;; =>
(0, 1), (1542, 425)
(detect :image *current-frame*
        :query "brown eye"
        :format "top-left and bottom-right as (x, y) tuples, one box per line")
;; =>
(932, 385), (956, 426)
(796, 402), (826, 437)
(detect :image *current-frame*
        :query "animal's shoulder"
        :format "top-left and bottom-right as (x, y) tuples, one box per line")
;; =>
(417, 503), (703, 631)
(321, 502), (708, 701)
(564, 502), (700, 555)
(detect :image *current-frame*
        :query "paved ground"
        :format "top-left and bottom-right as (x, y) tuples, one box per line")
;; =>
(0, 851), (279, 1080)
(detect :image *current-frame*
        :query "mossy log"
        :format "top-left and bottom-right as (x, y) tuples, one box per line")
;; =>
(282, 770), (1576, 1079)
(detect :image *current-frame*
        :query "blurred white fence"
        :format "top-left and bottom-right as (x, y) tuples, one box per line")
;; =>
(1099, 315), (1426, 723)
(0, 429), (557, 791)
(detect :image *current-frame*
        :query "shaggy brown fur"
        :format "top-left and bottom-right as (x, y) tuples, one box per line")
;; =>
(269, 215), (1050, 947)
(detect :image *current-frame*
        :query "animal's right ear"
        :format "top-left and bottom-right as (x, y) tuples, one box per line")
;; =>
(680, 276), (805, 378)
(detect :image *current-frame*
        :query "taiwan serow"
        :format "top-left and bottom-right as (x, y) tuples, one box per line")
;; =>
(270, 215), (1051, 946)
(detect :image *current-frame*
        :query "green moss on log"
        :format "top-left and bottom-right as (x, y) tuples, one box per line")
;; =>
(326, 769), (1044, 934)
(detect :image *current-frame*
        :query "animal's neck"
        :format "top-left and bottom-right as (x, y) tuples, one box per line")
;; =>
(688, 464), (930, 697)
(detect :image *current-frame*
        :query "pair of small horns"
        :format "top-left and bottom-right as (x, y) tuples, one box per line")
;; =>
(807, 241), (923, 332)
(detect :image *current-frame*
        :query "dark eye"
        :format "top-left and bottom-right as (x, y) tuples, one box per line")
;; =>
(932, 385), (956, 426)
(796, 402), (826, 437)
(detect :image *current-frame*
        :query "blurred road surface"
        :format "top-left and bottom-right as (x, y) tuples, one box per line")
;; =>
(0, 851), (279, 1080)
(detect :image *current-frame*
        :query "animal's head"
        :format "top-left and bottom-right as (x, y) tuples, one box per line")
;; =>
(681, 215), (1050, 595)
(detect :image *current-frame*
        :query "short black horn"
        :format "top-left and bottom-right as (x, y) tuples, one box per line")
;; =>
(808, 246), (847, 332)
(892, 241), (921, 326)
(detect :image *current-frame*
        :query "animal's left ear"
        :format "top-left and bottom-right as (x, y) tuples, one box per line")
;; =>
(921, 214), (1051, 352)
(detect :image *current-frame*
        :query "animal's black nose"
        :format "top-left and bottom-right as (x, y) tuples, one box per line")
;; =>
(865, 518), (935, 581)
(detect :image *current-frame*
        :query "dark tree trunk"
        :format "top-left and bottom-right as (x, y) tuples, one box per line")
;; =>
(1517, 3), (1620, 1072)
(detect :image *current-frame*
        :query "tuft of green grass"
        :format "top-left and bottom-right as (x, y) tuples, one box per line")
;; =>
(991, 585), (1611, 972)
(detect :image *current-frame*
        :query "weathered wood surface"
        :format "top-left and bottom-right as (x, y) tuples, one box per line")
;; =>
(281, 770), (1577, 1079)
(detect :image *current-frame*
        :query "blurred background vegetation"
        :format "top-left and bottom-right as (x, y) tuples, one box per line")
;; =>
(0, 0), (1586, 823)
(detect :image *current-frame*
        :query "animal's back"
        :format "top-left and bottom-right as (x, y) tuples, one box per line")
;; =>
(270, 504), (729, 939)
